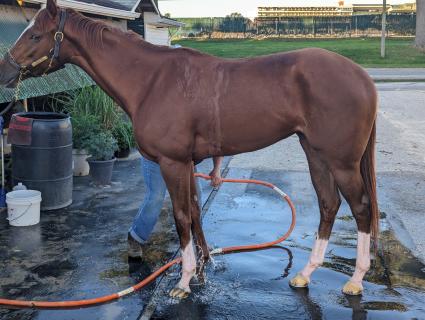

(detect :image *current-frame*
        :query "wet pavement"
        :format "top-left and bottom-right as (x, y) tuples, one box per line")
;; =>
(0, 158), (220, 320)
(1, 162), (425, 320)
(151, 168), (425, 320)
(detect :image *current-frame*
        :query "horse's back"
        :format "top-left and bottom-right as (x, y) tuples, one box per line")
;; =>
(157, 47), (377, 161)
(192, 48), (377, 156)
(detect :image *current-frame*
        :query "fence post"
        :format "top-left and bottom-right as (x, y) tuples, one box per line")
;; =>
(355, 15), (358, 36)
(244, 21), (246, 38)
(381, 0), (387, 58)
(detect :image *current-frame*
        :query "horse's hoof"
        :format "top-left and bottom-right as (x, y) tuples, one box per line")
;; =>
(342, 281), (363, 296)
(169, 286), (191, 299)
(289, 273), (310, 288)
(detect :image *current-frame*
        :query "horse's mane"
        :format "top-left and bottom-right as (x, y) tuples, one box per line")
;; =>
(37, 8), (204, 56)
(67, 10), (110, 49)
(66, 9), (172, 52)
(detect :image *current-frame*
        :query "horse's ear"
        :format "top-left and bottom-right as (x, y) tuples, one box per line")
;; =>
(46, 0), (58, 18)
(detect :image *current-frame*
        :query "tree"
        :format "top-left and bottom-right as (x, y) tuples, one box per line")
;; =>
(229, 12), (243, 18)
(416, 0), (425, 48)
(220, 13), (248, 33)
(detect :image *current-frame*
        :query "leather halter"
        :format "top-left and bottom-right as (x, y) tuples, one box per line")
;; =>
(6, 9), (67, 76)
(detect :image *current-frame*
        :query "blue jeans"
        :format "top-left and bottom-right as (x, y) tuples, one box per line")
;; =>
(129, 156), (202, 244)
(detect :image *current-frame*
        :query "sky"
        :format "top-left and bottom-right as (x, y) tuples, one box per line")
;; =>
(158, 0), (414, 18)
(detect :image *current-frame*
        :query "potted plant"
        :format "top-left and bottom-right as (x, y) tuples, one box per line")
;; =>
(112, 119), (135, 159)
(71, 115), (102, 177)
(85, 131), (118, 185)
(52, 86), (126, 174)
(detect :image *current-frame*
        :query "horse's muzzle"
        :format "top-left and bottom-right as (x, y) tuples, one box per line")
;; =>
(0, 57), (21, 88)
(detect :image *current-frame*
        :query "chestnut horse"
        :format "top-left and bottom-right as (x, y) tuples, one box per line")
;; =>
(0, 0), (378, 298)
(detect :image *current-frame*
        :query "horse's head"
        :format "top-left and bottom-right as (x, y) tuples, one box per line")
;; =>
(0, 0), (67, 88)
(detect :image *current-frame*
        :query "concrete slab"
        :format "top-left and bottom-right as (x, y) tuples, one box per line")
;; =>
(367, 68), (425, 82)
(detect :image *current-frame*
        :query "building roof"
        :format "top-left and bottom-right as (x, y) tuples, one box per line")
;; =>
(75, 0), (140, 11)
(26, 0), (141, 19)
(26, 0), (164, 20)
(24, 0), (183, 25)
(144, 12), (185, 28)
(0, 5), (93, 104)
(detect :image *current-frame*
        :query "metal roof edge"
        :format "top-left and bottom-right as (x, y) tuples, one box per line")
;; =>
(146, 1), (184, 27)
(26, 0), (141, 20)
(149, 0), (161, 16)
(158, 17), (184, 27)
(131, 0), (143, 13)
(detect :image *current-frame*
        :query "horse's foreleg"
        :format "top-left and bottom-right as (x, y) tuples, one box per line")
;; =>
(160, 159), (196, 299)
(333, 167), (371, 296)
(190, 164), (210, 265)
(290, 140), (341, 288)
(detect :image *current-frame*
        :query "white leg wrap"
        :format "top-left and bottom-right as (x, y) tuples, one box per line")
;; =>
(177, 233), (196, 291)
(301, 236), (329, 279)
(350, 232), (371, 285)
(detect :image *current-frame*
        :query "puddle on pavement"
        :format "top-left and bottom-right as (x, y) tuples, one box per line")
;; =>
(151, 169), (425, 320)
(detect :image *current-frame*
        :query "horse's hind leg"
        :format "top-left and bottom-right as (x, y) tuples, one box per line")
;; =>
(332, 166), (371, 295)
(160, 159), (196, 299)
(290, 138), (341, 288)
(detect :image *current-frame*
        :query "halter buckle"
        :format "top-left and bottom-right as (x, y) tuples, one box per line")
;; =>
(54, 32), (64, 42)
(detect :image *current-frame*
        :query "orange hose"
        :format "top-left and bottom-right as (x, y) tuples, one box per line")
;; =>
(195, 173), (296, 254)
(0, 174), (296, 309)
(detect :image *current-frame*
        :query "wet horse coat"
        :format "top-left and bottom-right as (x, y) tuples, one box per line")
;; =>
(0, 0), (378, 298)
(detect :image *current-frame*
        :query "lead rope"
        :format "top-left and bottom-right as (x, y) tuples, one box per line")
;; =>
(13, 71), (24, 103)
(0, 71), (24, 117)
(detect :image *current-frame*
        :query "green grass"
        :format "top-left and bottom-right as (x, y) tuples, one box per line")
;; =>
(173, 38), (425, 67)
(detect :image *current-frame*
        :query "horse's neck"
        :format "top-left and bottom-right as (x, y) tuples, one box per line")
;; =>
(66, 27), (161, 118)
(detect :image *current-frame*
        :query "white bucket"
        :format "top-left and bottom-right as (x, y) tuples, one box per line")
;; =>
(6, 190), (42, 227)
(73, 149), (90, 177)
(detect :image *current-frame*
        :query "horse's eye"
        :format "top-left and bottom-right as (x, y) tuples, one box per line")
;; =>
(30, 34), (41, 42)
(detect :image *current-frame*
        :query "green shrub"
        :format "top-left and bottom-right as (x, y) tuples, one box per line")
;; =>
(85, 131), (118, 161)
(112, 119), (135, 151)
(54, 86), (121, 131)
(72, 114), (102, 150)
(53, 86), (129, 153)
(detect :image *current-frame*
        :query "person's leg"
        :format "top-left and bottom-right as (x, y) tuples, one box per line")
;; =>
(129, 156), (167, 244)
(193, 165), (203, 207)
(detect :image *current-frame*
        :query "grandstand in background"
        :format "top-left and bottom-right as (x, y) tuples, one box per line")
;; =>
(257, 1), (416, 20)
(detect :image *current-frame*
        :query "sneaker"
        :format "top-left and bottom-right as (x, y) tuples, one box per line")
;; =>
(128, 232), (144, 259)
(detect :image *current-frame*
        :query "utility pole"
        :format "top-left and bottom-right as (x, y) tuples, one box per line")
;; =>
(381, 0), (387, 58)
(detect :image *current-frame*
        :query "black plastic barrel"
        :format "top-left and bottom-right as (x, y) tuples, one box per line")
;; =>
(11, 112), (73, 211)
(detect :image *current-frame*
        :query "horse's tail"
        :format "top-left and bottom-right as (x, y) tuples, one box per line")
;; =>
(360, 120), (379, 245)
